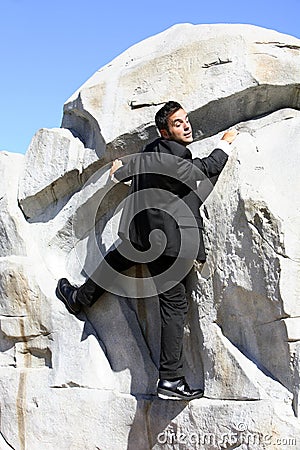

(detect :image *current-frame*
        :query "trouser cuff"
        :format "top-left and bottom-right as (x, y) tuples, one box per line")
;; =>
(159, 369), (185, 380)
(77, 279), (104, 307)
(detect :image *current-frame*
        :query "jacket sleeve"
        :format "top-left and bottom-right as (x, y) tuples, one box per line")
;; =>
(113, 158), (135, 183)
(193, 148), (229, 177)
(177, 146), (229, 185)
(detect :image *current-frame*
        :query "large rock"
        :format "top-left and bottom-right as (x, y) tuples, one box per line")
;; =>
(62, 23), (300, 147)
(18, 128), (100, 220)
(0, 23), (299, 449)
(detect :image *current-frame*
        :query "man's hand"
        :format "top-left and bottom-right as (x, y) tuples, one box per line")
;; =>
(110, 159), (123, 177)
(221, 129), (238, 144)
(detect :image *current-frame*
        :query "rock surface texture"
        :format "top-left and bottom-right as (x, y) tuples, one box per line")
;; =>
(1, 23), (300, 449)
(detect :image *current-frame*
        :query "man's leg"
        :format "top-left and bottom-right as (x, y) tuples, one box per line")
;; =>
(77, 244), (135, 306)
(158, 281), (188, 379)
(56, 241), (136, 313)
(148, 256), (188, 379)
(148, 256), (204, 400)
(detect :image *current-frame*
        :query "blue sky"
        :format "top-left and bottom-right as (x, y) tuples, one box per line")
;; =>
(1, 0), (299, 154)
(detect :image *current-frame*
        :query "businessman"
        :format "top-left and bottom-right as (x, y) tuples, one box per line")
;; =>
(56, 101), (237, 400)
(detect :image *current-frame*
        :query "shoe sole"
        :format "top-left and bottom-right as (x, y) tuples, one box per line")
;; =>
(157, 389), (204, 401)
(56, 281), (81, 315)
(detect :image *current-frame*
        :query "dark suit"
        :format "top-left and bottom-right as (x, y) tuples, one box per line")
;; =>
(114, 138), (228, 261)
(77, 138), (229, 379)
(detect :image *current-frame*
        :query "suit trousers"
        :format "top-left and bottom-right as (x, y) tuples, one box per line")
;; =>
(76, 242), (192, 380)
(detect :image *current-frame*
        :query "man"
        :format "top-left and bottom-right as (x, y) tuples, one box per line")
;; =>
(56, 101), (237, 400)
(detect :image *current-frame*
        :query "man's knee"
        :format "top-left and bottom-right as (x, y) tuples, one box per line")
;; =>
(159, 283), (188, 311)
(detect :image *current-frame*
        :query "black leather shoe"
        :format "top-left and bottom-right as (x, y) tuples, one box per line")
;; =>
(157, 377), (204, 401)
(56, 278), (82, 315)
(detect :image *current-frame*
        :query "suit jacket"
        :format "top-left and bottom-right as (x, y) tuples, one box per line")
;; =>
(114, 138), (228, 262)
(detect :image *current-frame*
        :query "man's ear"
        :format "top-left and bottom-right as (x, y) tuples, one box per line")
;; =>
(160, 128), (169, 139)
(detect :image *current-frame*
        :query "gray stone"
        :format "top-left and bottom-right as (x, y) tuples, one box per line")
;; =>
(18, 128), (100, 220)
(0, 152), (26, 257)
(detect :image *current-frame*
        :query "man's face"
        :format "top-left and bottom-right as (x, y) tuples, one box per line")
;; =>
(161, 108), (193, 146)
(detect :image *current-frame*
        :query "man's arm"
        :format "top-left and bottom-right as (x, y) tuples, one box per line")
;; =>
(109, 159), (133, 185)
(177, 129), (237, 183)
(194, 129), (237, 175)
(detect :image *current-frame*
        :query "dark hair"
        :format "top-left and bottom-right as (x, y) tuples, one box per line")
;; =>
(155, 101), (183, 131)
